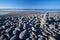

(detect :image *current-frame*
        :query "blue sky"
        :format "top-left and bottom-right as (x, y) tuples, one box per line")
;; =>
(0, 0), (60, 9)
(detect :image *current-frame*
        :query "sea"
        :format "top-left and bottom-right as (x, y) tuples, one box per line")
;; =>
(0, 9), (60, 15)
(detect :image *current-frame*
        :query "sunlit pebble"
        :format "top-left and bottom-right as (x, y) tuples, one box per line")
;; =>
(48, 36), (56, 40)
(6, 23), (9, 25)
(47, 29), (53, 34)
(6, 32), (13, 38)
(49, 24), (55, 29)
(18, 23), (21, 27)
(38, 37), (45, 40)
(31, 27), (35, 31)
(19, 30), (29, 39)
(34, 35), (37, 38)
(42, 32), (47, 36)
(26, 38), (31, 40)
(58, 26), (60, 29)
(44, 30), (51, 35)
(29, 20), (31, 22)
(10, 35), (20, 40)
(38, 35), (44, 38)
(0, 34), (8, 40)
(4, 38), (7, 40)
(29, 24), (32, 26)
(38, 38), (42, 40)
(15, 27), (20, 31)
(13, 30), (19, 35)
(5, 28), (11, 33)
(1, 30), (5, 35)
(2, 26), (5, 29)
(26, 22), (29, 24)
(30, 33), (34, 38)
(31, 32), (36, 36)
(23, 23), (26, 29)
(32, 38), (35, 40)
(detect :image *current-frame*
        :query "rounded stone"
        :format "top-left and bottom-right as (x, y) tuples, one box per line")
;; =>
(10, 35), (20, 40)
(19, 30), (30, 39)
(13, 30), (19, 35)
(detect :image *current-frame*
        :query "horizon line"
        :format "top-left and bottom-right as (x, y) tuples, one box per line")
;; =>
(0, 8), (60, 10)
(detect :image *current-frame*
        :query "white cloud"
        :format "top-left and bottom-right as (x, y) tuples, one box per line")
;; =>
(0, 6), (21, 9)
